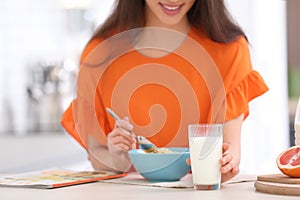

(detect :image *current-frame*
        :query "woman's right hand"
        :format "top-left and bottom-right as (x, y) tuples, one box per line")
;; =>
(107, 117), (137, 153)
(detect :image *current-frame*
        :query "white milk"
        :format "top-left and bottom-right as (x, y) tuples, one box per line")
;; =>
(190, 136), (222, 185)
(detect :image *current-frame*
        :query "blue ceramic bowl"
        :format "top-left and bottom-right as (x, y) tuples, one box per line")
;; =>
(128, 148), (190, 182)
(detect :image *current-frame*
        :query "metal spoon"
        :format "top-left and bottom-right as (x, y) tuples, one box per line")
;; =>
(105, 108), (158, 153)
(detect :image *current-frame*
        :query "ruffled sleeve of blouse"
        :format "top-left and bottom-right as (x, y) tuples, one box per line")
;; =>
(225, 70), (269, 121)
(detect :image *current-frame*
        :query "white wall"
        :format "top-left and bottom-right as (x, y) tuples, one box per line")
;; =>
(0, 0), (114, 172)
(0, 0), (66, 134)
(0, 0), (113, 134)
(227, 0), (290, 174)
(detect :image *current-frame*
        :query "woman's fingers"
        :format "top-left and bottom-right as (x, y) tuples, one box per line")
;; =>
(107, 137), (132, 152)
(115, 117), (133, 132)
(186, 158), (191, 165)
(219, 142), (240, 182)
(109, 135), (132, 148)
(116, 127), (134, 142)
(220, 161), (233, 173)
(222, 142), (230, 153)
(221, 167), (240, 183)
(107, 124), (136, 152)
(220, 153), (233, 166)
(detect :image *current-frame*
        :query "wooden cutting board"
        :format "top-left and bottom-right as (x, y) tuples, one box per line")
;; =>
(255, 174), (300, 196)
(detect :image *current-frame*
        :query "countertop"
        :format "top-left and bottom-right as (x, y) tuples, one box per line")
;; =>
(1, 179), (299, 200)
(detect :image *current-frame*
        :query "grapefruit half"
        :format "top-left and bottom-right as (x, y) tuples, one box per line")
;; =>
(276, 145), (300, 178)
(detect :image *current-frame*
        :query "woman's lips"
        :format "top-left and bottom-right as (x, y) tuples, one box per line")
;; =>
(159, 3), (184, 16)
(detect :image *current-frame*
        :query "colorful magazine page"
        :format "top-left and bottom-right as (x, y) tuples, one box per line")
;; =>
(0, 168), (126, 189)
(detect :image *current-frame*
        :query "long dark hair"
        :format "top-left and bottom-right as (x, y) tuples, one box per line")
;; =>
(91, 0), (246, 43)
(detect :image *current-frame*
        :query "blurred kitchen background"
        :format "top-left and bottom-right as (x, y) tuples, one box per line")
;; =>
(0, 0), (299, 174)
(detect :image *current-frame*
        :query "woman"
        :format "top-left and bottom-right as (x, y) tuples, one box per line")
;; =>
(62, 0), (268, 183)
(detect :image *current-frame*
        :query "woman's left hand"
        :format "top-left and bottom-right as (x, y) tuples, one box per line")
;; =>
(220, 142), (239, 183)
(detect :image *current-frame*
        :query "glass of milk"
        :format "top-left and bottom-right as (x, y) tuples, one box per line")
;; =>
(188, 124), (223, 190)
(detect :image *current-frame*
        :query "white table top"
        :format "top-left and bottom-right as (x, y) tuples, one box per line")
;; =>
(1, 179), (299, 200)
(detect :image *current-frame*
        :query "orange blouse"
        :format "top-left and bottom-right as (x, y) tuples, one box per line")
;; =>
(61, 27), (268, 148)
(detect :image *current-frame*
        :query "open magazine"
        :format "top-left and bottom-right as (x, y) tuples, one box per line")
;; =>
(0, 168), (126, 189)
